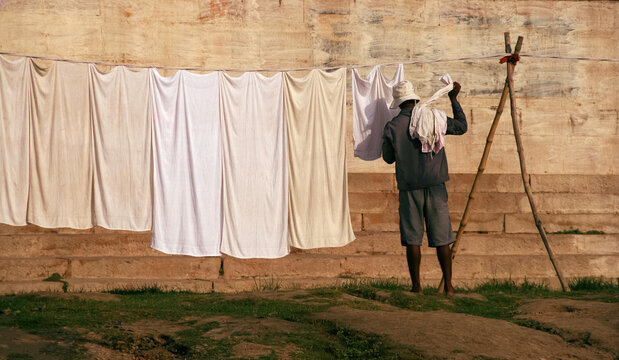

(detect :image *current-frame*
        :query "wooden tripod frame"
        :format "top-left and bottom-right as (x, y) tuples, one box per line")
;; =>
(438, 33), (570, 293)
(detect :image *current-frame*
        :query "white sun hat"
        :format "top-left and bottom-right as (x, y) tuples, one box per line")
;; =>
(389, 80), (421, 109)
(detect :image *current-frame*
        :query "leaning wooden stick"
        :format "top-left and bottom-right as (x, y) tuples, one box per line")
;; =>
(506, 36), (570, 292)
(437, 33), (517, 293)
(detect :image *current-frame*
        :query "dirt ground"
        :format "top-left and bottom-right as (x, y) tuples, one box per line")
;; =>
(0, 290), (616, 359)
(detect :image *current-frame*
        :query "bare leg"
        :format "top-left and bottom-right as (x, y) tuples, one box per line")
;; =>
(406, 245), (422, 293)
(436, 245), (455, 296)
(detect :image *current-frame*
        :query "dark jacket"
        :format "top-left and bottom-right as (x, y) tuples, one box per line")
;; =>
(382, 100), (467, 190)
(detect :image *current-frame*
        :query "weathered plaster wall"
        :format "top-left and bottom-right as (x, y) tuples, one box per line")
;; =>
(1, 0), (617, 175)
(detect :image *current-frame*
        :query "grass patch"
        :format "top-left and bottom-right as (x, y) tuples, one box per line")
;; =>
(467, 278), (551, 296)
(307, 287), (341, 298)
(43, 273), (68, 293)
(341, 278), (408, 291)
(7, 354), (35, 360)
(569, 277), (618, 291)
(551, 228), (605, 235)
(253, 277), (282, 292)
(1, 279), (618, 358)
(107, 285), (173, 295)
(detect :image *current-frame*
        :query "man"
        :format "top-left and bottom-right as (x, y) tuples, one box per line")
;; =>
(382, 79), (467, 295)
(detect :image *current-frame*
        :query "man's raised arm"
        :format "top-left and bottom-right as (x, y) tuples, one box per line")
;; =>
(446, 82), (467, 135)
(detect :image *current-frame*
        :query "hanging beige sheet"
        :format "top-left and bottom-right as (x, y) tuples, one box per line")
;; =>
(89, 65), (152, 230)
(284, 68), (355, 249)
(0, 56), (29, 225)
(28, 60), (93, 229)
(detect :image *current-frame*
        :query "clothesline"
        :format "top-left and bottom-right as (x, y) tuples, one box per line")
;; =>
(1, 51), (617, 73)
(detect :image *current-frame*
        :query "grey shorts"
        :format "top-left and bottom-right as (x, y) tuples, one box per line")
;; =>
(399, 183), (456, 247)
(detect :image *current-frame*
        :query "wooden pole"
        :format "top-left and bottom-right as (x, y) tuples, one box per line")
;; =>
(437, 33), (514, 293)
(506, 36), (570, 292)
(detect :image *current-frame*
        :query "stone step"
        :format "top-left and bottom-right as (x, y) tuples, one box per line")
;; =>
(361, 211), (619, 234)
(221, 253), (619, 281)
(348, 191), (615, 215)
(0, 223), (149, 235)
(505, 213), (619, 234)
(69, 256), (222, 280)
(0, 256), (221, 281)
(7, 253), (613, 282)
(338, 254), (619, 281)
(347, 173), (619, 194)
(0, 280), (66, 295)
(0, 274), (601, 295)
(1, 231), (615, 259)
(0, 258), (70, 282)
(0, 233), (160, 258)
(65, 278), (215, 293)
(359, 212), (505, 232)
(295, 232), (619, 257)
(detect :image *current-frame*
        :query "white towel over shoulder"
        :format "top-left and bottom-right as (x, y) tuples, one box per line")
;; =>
(409, 74), (453, 154)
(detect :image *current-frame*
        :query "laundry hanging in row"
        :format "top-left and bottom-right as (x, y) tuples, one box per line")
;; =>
(351, 64), (404, 161)
(0, 56), (29, 226)
(150, 70), (223, 257)
(0, 55), (356, 257)
(28, 61), (93, 229)
(90, 64), (152, 231)
(285, 69), (355, 249)
(220, 72), (289, 259)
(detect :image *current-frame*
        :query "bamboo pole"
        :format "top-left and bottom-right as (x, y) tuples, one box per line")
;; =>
(438, 33), (516, 293)
(506, 37), (570, 292)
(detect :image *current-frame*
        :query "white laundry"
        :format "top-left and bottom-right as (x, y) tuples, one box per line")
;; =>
(89, 65), (152, 231)
(28, 60), (93, 229)
(219, 72), (289, 259)
(284, 68), (356, 249)
(409, 74), (453, 154)
(0, 55), (29, 226)
(352, 64), (404, 161)
(150, 69), (222, 256)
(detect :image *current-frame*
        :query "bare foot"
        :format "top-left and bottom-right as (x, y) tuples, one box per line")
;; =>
(444, 285), (455, 297)
(411, 286), (424, 295)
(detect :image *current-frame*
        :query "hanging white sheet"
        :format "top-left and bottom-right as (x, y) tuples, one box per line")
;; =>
(0, 56), (29, 226)
(284, 68), (355, 249)
(89, 65), (152, 230)
(150, 69), (222, 256)
(219, 72), (289, 258)
(352, 64), (404, 161)
(28, 60), (93, 229)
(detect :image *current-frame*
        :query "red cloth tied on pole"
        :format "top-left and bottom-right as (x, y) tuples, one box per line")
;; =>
(500, 54), (520, 64)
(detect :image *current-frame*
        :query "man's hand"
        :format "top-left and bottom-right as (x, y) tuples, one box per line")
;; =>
(448, 82), (461, 101)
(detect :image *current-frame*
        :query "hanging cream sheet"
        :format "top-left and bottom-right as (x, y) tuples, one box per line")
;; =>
(89, 65), (152, 231)
(28, 60), (93, 229)
(150, 70), (222, 256)
(219, 72), (289, 258)
(352, 64), (404, 161)
(284, 68), (355, 249)
(0, 56), (29, 226)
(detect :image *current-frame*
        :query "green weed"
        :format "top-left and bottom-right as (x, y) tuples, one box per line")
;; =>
(569, 277), (618, 292)
(552, 228), (604, 235)
(253, 277), (282, 292)
(43, 273), (68, 293)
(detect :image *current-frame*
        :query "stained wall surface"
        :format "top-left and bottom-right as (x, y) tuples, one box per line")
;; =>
(1, 0), (617, 175)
